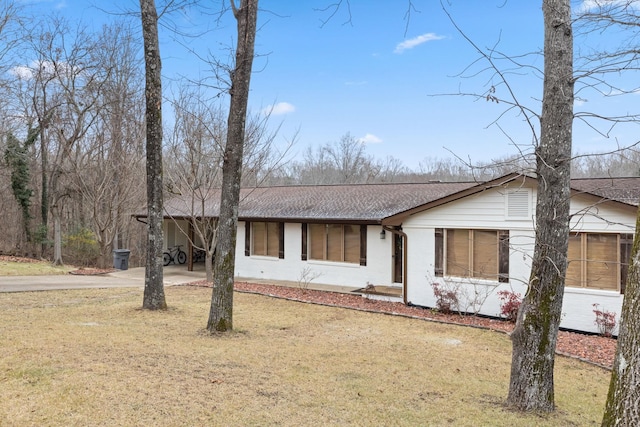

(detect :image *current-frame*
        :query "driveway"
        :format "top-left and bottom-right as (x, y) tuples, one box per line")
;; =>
(0, 265), (206, 293)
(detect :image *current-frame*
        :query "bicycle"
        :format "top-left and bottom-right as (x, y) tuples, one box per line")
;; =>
(163, 244), (187, 266)
(192, 248), (205, 263)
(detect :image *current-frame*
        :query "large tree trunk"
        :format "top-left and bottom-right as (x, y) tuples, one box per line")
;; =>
(602, 210), (640, 425)
(207, 0), (258, 333)
(40, 130), (48, 258)
(140, 0), (166, 310)
(507, 0), (573, 412)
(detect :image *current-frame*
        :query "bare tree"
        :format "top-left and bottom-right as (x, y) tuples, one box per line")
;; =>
(140, 0), (167, 310)
(507, 0), (573, 412)
(68, 24), (146, 268)
(285, 132), (387, 185)
(165, 86), (225, 281)
(15, 17), (109, 265)
(207, 0), (258, 333)
(165, 83), (291, 282)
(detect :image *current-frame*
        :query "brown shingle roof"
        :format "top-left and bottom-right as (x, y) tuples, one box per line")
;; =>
(163, 182), (477, 223)
(571, 177), (640, 206)
(159, 175), (640, 223)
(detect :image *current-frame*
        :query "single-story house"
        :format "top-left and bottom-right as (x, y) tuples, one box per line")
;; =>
(155, 173), (640, 334)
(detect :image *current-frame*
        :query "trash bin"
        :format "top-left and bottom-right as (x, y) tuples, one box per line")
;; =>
(113, 249), (131, 270)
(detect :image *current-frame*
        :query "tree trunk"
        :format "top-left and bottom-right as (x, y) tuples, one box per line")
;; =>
(40, 129), (48, 258)
(507, 0), (573, 412)
(52, 204), (63, 266)
(140, 0), (166, 310)
(207, 0), (258, 333)
(205, 248), (214, 283)
(602, 210), (640, 425)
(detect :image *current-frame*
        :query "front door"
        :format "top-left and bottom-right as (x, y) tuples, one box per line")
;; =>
(393, 232), (403, 283)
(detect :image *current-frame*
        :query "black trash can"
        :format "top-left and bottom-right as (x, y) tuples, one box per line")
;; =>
(113, 249), (131, 270)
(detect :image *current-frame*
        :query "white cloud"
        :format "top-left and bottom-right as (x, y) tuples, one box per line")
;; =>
(10, 65), (33, 80)
(358, 133), (383, 144)
(263, 102), (296, 116)
(394, 33), (445, 54)
(10, 60), (77, 81)
(578, 0), (640, 12)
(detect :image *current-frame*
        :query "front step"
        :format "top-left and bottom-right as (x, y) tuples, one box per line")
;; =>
(357, 284), (403, 302)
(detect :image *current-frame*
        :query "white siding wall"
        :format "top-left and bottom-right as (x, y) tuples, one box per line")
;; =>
(404, 183), (635, 334)
(162, 182), (636, 334)
(234, 222), (394, 288)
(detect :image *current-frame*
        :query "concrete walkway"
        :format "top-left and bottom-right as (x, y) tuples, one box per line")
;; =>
(0, 264), (363, 294)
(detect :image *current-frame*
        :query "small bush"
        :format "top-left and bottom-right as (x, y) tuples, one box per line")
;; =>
(431, 282), (460, 314)
(497, 290), (522, 322)
(64, 227), (100, 266)
(592, 304), (616, 337)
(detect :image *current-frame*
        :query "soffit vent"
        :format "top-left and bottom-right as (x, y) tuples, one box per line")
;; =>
(506, 190), (530, 219)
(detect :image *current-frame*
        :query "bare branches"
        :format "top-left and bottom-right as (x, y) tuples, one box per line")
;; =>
(314, 1), (352, 27)
(440, 2), (541, 149)
(402, 1), (420, 37)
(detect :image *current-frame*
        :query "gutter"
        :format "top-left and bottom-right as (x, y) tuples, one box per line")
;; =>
(382, 225), (408, 305)
(135, 216), (148, 225)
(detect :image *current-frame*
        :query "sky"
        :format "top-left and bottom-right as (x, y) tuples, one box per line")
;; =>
(19, 0), (640, 170)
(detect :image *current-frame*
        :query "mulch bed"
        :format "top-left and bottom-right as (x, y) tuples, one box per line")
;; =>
(186, 280), (617, 370)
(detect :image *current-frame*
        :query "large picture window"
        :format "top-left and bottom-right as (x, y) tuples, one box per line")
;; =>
(435, 228), (509, 282)
(308, 223), (361, 264)
(566, 233), (631, 292)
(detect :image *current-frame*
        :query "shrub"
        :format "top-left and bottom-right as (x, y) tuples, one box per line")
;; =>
(497, 290), (522, 322)
(431, 282), (460, 314)
(63, 227), (100, 266)
(592, 304), (616, 337)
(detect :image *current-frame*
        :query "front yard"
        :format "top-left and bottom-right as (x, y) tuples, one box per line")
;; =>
(0, 286), (610, 426)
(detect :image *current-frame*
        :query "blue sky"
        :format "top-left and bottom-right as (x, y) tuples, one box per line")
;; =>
(21, 0), (640, 170)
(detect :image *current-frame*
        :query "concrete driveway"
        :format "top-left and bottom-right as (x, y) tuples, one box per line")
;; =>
(0, 265), (206, 293)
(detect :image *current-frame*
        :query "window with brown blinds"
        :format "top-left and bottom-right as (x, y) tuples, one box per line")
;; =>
(251, 222), (282, 258)
(566, 233), (626, 291)
(473, 230), (498, 280)
(436, 228), (509, 282)
(446, 229), (470, 277)
(308, 223), (362, 264)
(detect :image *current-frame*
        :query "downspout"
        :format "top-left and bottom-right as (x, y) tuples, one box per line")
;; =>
(383, 225), (408, 305)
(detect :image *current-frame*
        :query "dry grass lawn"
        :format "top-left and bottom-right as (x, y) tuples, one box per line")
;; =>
(0, 286), (609, 426)
(0, 257), (73, 276)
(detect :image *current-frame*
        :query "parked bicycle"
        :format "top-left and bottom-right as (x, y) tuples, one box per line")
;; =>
(163, 245), (187, 266)
(193, 248), (206, 263)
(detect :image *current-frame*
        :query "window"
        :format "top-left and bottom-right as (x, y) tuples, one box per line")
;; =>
(303, 223), (365, 265)
(244, 222), (284, 259)
(435, 229), (509, 282)
(566, 233), (631, 292)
